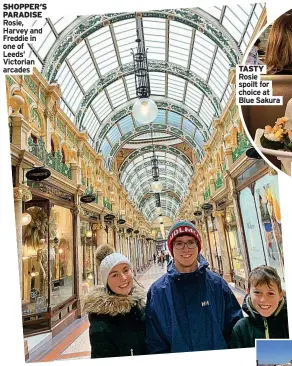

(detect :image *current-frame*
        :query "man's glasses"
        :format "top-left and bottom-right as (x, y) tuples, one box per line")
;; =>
(173, 240), (197, 250)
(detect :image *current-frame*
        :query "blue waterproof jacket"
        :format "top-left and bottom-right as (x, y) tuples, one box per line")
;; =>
(146, 255), (243, 353)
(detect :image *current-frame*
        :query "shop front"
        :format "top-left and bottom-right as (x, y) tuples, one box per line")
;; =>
(21, 181), (77, 336)
(235, 160), (284, 289)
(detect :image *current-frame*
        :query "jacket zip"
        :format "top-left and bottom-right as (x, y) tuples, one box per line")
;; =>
(263, 318), (269, 339)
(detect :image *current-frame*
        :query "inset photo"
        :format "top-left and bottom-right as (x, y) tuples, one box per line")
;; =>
(240, 9), (292, 176)
(256, 339), (292, 366)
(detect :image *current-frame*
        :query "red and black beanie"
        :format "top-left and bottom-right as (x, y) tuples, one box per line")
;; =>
(167, 220), (202, 257)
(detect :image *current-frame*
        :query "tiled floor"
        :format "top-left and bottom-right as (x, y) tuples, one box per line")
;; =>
(27, 263), (245, 362)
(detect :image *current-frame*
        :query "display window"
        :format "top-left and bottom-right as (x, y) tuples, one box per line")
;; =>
(227, 226), (246, 280)
(80, 221), (96, 292)
(239, 174), (284, 285)
(21, 201), (75, 320)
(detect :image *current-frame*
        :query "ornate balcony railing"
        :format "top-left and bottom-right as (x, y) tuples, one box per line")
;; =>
(232, 133), (252, 162)
(204, 186), (211, 201)
(103, 197), (112, 211)
(28, 136), (72, 179)
(215, 173), (223, 190)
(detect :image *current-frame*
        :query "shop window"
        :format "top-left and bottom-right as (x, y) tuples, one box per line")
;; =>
(49, 205), (74, 308)
(236, 159), (266, 187)
(80, 221), (96, 293)
(239, 174), (285, 286)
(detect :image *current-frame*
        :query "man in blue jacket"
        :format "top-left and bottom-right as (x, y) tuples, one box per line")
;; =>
(146, 220), (243, 353)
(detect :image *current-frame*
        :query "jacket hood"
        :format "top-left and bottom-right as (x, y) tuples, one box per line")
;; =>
(167, 253), (209, 278)
(82, 285), (146, 316)
(242, 294), (287, 319)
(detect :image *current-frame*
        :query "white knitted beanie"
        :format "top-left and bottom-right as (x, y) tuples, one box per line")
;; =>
(96, 245), (132, 286)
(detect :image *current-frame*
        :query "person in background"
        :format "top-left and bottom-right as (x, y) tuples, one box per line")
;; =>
(146, 221), (243, 354)
(230, 265), (289, 348)
(265, 12), (292, 74)
(83, 245), (146, 358)
(246, 39), (263, 65)
(153, 253), (156, 264)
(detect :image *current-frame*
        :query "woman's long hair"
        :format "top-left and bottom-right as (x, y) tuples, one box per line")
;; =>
(265, 13), (292, 74)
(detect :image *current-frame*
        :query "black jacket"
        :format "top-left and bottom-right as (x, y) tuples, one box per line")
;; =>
(230, 295), (289, 348)
(83, 286), (146, 358)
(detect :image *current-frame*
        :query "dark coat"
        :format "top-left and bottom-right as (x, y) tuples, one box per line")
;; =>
(230, 295), (289, 348)
(83, 286), (146, 358)
(146, 255), (243, 353)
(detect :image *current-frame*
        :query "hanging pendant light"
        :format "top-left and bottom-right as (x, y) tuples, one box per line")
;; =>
(21, 212), (32, 226)
(151, 180), (163, 193)
(132, 98), (158, 124)
(131, 14), (158, 124)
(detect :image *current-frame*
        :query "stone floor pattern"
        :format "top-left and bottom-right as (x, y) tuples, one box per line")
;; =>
(27, 263), (244, 362)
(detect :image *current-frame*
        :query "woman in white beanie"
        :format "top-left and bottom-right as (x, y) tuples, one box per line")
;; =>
(83, 244), (146, 358)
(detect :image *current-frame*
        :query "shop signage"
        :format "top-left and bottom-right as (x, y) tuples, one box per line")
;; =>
(80, 194), (96, 203)
(104, 214), (115, 221)
(26, 166), (51, 181)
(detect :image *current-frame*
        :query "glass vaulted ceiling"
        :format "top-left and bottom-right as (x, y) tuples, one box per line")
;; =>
(28, 4), (265, 220)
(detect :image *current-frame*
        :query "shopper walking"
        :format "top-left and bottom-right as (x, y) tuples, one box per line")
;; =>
(83, 245), (146, 358)
(246, 39), (263, 65)
(146, 221), (243, 353)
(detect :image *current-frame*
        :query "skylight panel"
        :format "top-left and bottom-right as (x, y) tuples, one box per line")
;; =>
(67, 88), (83, 112)
(60, 100), (74, 120)
(167, 111), (181, 128)
(29, 19), (55, 59)
(182, 118), (196, 136)
(83, 109), (100, 137)
(52, 17), (77, 34)
(185, 84), (203, 112)
(119, 116), (135, 134)
(106, 79), (128, 108)
(107, 125), (121, 146)
(149, 72), (165, 95)
(124, 75), (136, 98)
(200, 97), (216, 129)
(91, 91), (112, 121)
(168, 75), (185, 101)
(200, 6), (223, 20)
(100, 140), (111, 158)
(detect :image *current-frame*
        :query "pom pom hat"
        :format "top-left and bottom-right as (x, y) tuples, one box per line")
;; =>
(96, 244), (132, 286)
(167, 221), (202, 256)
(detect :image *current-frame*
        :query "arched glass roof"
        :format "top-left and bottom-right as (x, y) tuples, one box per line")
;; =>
(27, 3), (265, 222)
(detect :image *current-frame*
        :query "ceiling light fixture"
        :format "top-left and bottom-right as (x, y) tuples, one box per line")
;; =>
(131, 14), (158, 124)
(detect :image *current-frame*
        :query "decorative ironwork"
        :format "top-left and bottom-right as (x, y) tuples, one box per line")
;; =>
(232, 133), (252, 162)
(76, 60), (221, 129)
(94, 100), (210, 148)
(215, 173), (223, 190)
(105, 124), (202, 170)
(28, 136), (72, 179)
(103, 197), (112, 211)
(43, 10), (241, 83)
(132, 16), (151, 99)
(203, 186), (211, 201)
